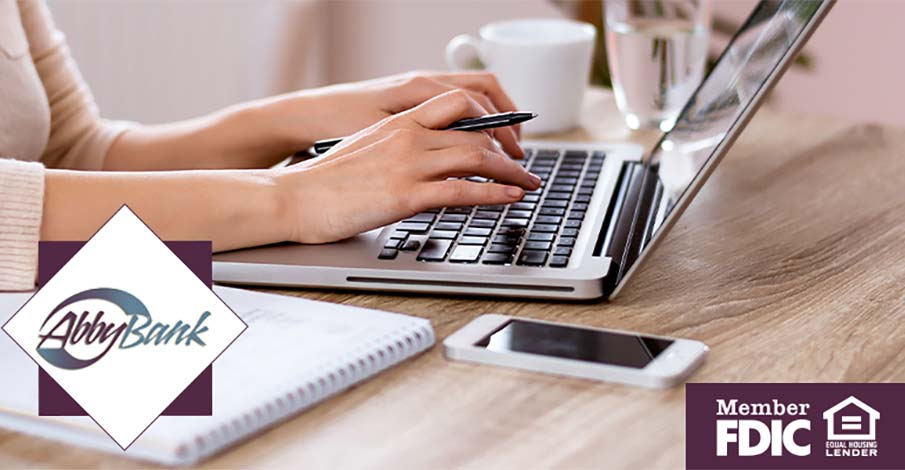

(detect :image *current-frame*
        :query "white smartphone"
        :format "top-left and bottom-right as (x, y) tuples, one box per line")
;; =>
(443, 314), (708, 388)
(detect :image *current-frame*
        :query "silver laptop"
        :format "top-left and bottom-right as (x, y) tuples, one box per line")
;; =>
(214, 0), (833, 300)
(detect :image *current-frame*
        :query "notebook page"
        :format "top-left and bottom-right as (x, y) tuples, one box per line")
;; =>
(0, 287), (433, 465)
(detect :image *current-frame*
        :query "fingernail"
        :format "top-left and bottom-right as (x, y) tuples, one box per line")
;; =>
(528, 172), (541, 186)
(506, 186), (524, 199)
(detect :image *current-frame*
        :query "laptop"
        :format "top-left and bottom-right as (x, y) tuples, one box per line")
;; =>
(214, 0), (834, 300)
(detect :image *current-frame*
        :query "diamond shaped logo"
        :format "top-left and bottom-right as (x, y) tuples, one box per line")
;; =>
(2, 206), (245, 449)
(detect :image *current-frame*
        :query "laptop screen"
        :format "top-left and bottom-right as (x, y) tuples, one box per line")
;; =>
(630, 0), (828, 266)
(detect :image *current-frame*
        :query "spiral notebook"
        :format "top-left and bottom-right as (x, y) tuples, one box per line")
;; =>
(0, 286), (435, 465)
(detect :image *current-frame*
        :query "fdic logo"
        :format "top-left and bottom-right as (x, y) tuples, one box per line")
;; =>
(686, 384), (901, 470)
(716, 398), (811, 457)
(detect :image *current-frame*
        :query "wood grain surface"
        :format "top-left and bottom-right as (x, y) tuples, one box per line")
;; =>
(2, 90), (904, 469)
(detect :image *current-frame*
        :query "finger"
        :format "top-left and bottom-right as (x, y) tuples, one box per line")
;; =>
(416, 179), (525, 210)
(463, 90), (523, 158)
(431, 72), (521, 137)
(388, 75), (454, 113)
(420, 129), (501, 154)
(404, 89), (489, 130)
(424, 145), (540, 190)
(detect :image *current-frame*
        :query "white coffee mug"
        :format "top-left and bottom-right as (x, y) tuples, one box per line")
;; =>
(446, 18), (596, 134)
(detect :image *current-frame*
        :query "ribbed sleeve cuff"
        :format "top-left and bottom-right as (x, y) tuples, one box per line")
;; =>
(0, 159), (45, 291)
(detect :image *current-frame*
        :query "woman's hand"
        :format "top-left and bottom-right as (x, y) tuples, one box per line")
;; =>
(274, 90), (540, 244)
(267, 71), (525, 158)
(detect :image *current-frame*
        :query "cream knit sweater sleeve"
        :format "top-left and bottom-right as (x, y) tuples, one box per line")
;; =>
(0, 159), (44, 291)
(1, 0), (131, 290)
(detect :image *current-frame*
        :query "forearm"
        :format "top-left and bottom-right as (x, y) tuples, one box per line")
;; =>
(103, 97), (314, 171)
(42, 169), (289, 252)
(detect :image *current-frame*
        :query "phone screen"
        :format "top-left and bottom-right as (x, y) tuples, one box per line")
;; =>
(474, 319), (674, 368)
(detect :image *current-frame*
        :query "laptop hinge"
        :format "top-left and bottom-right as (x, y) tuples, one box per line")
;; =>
(596, 162), (662, 295)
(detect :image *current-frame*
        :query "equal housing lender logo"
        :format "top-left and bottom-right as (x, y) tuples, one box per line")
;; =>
(687, 383), (905, 469)
(2, 206), (246, 449)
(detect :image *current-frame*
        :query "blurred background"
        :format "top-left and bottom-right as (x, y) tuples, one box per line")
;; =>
(49, 0), (904, 126)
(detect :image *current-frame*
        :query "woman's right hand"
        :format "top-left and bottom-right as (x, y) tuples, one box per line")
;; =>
(273, 90), (541, 244)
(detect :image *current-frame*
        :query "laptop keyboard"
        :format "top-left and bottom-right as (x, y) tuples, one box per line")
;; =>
(378, 147), (605, 268)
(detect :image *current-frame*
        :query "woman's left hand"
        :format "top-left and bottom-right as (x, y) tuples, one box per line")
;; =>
(265, 71), (525, 158)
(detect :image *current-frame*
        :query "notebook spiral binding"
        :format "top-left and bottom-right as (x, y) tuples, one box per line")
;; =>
(175, 321), (435, 463)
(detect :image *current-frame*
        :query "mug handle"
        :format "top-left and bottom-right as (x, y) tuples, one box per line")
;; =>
(445, 34), (482, 71)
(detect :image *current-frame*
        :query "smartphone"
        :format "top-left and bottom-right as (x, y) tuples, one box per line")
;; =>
(443, 314), (708, 388)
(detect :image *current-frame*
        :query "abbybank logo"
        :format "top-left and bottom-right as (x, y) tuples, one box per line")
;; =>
(687, 384), (903, 469)
(2, 207), (245, 449)
(37, 288), (210, 370)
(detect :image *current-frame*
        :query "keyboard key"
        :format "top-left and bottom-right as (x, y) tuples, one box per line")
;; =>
(497, 226), (526, 236)
(384, 239), (403, 249)
(396, 222), (430, 233)
(464, 227), (492, 237)
(539, 207), (566, 216)
(510, 202), (537, 211)
(532, 224), (559, 232)
(378, 248), (398, 260)
(492, 235), (520, 244)
(553, 177), (579, 185)
(440, 214), (468, 223)
(536, 149), (559, 158)
(482, 253), (512, 265)
(473, 211), (501, 220)
(545, 191), (572, 200)
(574, 195), (592, 203)
(417, 239), (453, 261)
(569, 210), (586, 220)
(488, 243), (517, 253)
(527, 232), (555, 242)
(572, 203), (589, 212)
(556, 171), (581, 178)
(506, 210), (533, 219)
(469, 219), (496, 228)
(458, 236), (487, 245)
(543, 200), (569, 208)
(518, 250), (548, 266)
(577, 187), (595, 195)
(554, 246), (573, 256)
(560, 163), (584, 171)
(431, 230), (458, 239)
(535, 215), (562, 225)
(551, 184), (575, 192)
(402, 240), (421, 252)
(501, 218), (530, 227)
(522, 194), (541, 203)
(565, 219), (583, 229)
(389, 230), (409, 240)
(435, 222), (464, 231)
(479, 205), (506, 211)
(557, 237), (576, 247)
(561, 228), (579, 237)
(592, 151), (606, 159)
(550, 256), (570, 268)
(446, 207), (473, 214)
(404, 213), (435, 223)
(449, 245), (482, 263)
(565, 150), (587, 159)
(524, 241), (552, 251)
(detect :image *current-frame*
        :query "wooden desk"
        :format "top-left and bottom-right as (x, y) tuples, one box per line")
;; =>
(3, 89), (905, 468)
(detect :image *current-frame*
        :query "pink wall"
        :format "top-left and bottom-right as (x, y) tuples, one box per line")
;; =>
(715, 0), (905, 127)
(52, 1), (905, 127)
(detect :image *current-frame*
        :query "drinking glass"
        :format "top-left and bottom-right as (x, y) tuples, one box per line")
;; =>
(605, 0), (711, 131)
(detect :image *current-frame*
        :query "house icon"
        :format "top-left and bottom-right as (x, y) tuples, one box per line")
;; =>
(822, 396), (880, 441)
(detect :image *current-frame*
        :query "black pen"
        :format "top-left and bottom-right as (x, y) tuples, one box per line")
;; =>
(301, 111), (537, 156)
